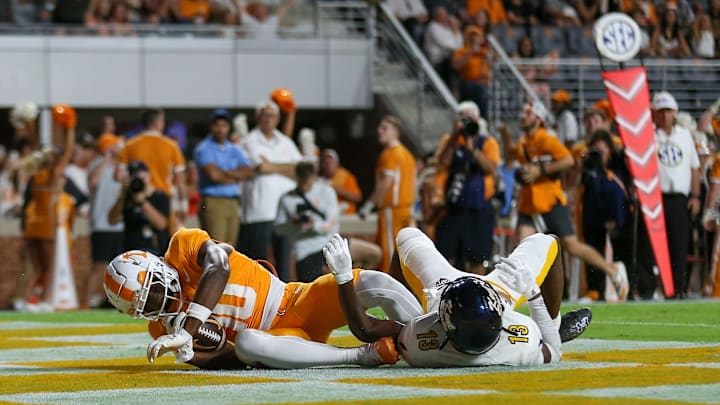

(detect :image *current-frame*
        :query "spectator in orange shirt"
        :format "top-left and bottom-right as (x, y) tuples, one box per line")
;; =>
(171, 0), (211, 23)
(358, 116), (416, 272)
(452, 25), (490, 118)
(116, 108), (188, 224)
(319, 148), (362, 215)
(500, 101), (629, 301)
(466, 0), (506, 25)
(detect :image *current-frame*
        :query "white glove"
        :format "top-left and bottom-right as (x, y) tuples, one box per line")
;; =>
(711, 98), (720, 114)
(322, 233), (354, 285)
(494, 257), (541, 299)
(147, 328), (194, 364)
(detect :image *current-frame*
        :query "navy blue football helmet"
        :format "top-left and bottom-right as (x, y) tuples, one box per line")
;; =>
(438, 276), (504, 355)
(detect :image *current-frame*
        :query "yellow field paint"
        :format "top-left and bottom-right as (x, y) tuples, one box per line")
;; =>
(280, 393), (683, 405)
(1, 324), (147, 339)
(564, 346), (720, 364)
(327, 336), (363, 348)
(337, 365), (720, 392)
(0, 367), (291, 395)
(0, 339), (110, 350)
(9, 356), (193, 371)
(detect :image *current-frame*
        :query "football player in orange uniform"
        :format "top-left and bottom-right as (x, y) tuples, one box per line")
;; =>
(104, 227), (422, 369)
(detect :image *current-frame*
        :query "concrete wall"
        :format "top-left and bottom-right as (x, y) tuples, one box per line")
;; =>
(0, 36), (373, 109)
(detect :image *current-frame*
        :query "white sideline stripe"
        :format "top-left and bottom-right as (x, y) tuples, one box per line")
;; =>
(593, 321), (720, 328)
(0, 382), (497, 405)
(0, 322), (114, 330)
(0, 346), (145, 363)
(666, 363), (720, 369)
(22, 332), (149, 345)
(561, 339), (720, 353)
(555, 382), (720, 403)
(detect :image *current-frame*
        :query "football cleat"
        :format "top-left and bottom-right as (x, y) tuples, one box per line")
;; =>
(559, 307), (592, 343)
(358, 337), (399, 367)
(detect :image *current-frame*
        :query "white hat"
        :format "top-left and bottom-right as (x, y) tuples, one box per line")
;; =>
(652, 91), (678, 111)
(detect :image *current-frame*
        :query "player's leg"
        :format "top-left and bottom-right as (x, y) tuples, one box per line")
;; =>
(395, 227), (466, 293)
(354, 270), (423, 323)
(485, 233), (559, 306)
(234, 329), (397, 369)
(540, 235), (564, 319)
(377, 207), (394, 272)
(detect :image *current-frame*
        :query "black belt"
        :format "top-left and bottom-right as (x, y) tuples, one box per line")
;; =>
(662, 193), (687, 198)
(201, 195), (240, 200)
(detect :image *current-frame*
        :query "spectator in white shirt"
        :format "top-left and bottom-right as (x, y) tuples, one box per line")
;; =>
(653, 91), (701, 299)
(239, 100), (302, 281)
(275, 162), (339, 282)
(424, 6), (462, 86)
(550, 89), (578, 147)
(386, 0), (428, 43)
(235, 0), (294, 38)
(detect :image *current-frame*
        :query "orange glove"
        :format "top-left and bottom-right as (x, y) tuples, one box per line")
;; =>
(51, 104), (77, 129)
(271, 88), (296, 113)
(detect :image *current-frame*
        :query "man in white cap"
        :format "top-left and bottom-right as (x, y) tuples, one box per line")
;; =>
(501, 100), (629, 301)
(653, 91), (701, 299)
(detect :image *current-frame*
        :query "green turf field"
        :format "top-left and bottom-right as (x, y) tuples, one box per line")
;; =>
(1, 301), (719, 404)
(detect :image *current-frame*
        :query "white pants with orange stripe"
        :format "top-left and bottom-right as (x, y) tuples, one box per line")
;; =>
(397, 227), (558, 311)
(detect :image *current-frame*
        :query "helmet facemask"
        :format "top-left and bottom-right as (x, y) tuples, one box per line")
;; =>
(133, 259), (184, 321)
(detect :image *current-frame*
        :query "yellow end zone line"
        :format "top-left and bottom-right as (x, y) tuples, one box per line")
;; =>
(0, 324), (147, 339)
(564, 345), (720, 365)
(336, 365), (720, 392)
(0, 340), (112, 350)
(0, 356), (296, 396)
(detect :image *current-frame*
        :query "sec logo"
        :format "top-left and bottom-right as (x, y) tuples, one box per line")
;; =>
(658, 142), (683, 167)
(594, 13), (642, 63)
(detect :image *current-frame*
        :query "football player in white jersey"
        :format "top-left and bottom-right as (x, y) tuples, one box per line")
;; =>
(324, 227), (591, 367)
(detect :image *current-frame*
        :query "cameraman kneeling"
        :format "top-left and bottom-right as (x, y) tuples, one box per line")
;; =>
(581, 130), (630, 299)
(435, 101), (500, 273)
(275, 162), (339, 282)
(108, 160), (170, 255)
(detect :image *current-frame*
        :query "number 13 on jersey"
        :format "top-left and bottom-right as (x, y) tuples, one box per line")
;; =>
(417, 331), (440, 351)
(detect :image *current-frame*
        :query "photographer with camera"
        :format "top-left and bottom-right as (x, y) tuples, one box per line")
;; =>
(501, 101), (629, 301)
(435, 101), (500, 274)
(580, 130), (633, 300)
(275, 162), (339, 282)
(108, 160), (170, 255)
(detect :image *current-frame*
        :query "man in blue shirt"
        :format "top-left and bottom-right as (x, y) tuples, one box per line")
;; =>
(193, 109), (256, 245)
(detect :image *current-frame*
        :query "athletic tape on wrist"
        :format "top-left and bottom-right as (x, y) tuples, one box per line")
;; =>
(187, 303), (212, 323)
(334, 273), (354, 285)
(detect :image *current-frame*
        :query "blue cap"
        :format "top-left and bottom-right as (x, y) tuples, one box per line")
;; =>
(210, 108), (232, 123)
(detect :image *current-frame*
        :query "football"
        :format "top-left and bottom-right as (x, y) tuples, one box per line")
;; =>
(193, 317), (227, 352)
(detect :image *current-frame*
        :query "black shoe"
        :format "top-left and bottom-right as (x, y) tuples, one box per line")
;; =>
(559, 307), (592, 343)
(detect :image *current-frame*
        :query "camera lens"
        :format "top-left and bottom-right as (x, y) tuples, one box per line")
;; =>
(460, 117), (479, 135)
(129, 177), (145, 193)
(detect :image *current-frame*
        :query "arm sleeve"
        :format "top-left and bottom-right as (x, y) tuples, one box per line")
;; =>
(193, 143), (211, 168)
(173, 144), (186, 173)
(527, 296), (562, 363)
(313, 187), (340, 234)
(544, 133), (572, 160)
(483, 137), (501, 165)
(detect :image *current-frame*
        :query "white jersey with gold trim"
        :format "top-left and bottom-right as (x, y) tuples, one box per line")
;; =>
(397, 309), (544, 367)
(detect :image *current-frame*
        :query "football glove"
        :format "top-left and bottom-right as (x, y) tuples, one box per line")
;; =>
(147, 328), (194, 364)
(323, 233), (353, 285)
(495, 257), (541, 299)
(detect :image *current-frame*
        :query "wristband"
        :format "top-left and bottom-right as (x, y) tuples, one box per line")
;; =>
(690, 194), (701, 199)
(187, 302), (212, 324)
(334, 272), (354, 285)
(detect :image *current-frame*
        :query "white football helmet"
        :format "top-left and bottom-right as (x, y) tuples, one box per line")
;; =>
(104, 250), (184, 320)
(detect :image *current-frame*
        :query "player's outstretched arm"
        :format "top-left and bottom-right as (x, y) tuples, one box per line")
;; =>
(324, 234), (403, 343)
(185, 240), (232, 335)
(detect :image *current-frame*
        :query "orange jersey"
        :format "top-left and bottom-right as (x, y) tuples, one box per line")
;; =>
(163, 228), (286, 343)
(24, 169), (74, 240)
(709, 153), (720, 183)
(452, 47), (489, 84)
(466, 0), (507, 24)
(118, 133), (186, 195)
(177, 0), (211, 20)
(377, 144), (416, 209)
(331, 167), (362, 214)
(512, 127), (572, 215)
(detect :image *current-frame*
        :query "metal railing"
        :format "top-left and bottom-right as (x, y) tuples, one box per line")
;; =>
(374, 3), (457, 153)
(505, 58), (720, 125)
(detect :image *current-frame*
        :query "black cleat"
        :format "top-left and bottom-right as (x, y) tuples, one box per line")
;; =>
(559, 307), (592, 343)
